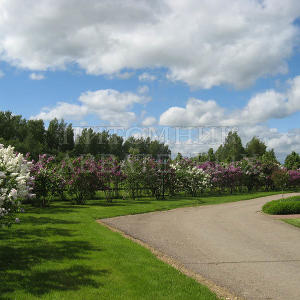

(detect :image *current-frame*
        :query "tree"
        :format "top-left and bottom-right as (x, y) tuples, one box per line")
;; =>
(175, 152), (183, 161)
(261, 149), (278, 164)
(108, 134), (124, 159)
(207, 148), (216, 162)
(284, 151), (300, 170)
(198, 152), (208, 162)
(216, 131), (245, 162)
(46, 118), (60, 152)
(245, 136), (267, 158)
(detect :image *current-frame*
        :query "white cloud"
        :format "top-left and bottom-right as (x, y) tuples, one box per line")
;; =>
(1, 0), (298, 88)
(29, 73), (45, 80)
(0, 70), (4, 78)
(142, 116), (157, 126)
(115, 72), (134, 79)
(160, 98), (225, 126)
(33, 102), (88, 121)
(137, 85), (149, 94)
(138, 72), (156, 82)
(32, 89), (150, 126)
(160, 76), (300, 127)
(159, 76), (300, 159)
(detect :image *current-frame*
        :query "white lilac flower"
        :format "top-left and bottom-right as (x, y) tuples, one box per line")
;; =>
(0, 144), (32, 224)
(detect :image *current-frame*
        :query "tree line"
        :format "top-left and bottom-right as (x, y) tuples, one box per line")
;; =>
(177, 131), (300, 170)
(0, 111), (170, 160)
(1, 110), (299, 168)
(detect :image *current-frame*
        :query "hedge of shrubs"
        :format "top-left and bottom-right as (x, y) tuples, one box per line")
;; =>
(1, 143), (300, 225)
(262, 196), (300, 215)
(28, 153), (300, 207)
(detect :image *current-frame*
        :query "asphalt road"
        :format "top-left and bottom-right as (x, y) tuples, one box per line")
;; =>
(102, 193), (300, 300)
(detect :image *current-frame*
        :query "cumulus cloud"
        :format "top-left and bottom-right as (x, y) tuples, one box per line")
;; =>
(1, 0), (299, 88)
(32, 89), (150, 126)
(0, 70), (4, 78)
(142, 116), (157, 126)
(33, 102), (88, 121)
(29, 73), (45, 80)
(160, 76), (300, 127)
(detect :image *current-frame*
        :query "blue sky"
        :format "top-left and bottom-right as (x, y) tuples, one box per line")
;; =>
(0, 0), (300, 160)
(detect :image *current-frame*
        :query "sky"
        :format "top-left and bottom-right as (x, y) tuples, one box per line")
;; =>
(0, 0), (300, 161)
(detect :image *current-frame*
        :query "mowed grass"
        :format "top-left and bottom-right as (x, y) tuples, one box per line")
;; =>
(0, 191), (289, 300)
(284, 218), (300, 228)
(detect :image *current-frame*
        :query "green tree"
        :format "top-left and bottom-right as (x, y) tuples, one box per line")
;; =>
(284, 151), (300, 170)
(175, 152), (183, 161)
(216, 131), (245, 162)
(261, 149), (278, 164)
(245, 136), (267, 158)
(207, 148), (216, 162)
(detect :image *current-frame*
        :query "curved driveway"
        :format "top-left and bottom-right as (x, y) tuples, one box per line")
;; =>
(102, 193), (300, 300)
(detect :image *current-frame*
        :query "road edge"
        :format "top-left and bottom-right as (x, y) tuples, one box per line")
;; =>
(97, 219), (244, 300)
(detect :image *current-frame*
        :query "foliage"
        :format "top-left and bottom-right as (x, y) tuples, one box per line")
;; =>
(0, 144), (34, 226)
(65, 157), (101, 204)
(0, 110), (170, 160)
(284, 151), (300, 170)
(245, 136), (267, 158)
(215, 131), (245, 162)
(262, 197), (300, 215)
(261, 149), (278, 164)
(271, 168), (289, 190)
(288, 169), (300, 188)
(171, 159), (211, 196)
(30, 154), (66, 207)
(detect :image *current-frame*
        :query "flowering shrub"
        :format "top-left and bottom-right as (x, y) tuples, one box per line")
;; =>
(142, 157), (174, 199)
(237, 158), (263, 191)
(171, 159), (211, 196)
(66, 157), (100, 204)
(122, 156), (146, 199)
(5, 148), (299, 208)
(271, 168), (289, 190)
(122, 155), (174, 199)
(288, 170), (300, 188)
(98, 157), (125, 202)
(30, 154), (66, 207)
(0, 144), (34, 226)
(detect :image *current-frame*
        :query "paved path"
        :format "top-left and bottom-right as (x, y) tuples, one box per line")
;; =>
(102, 193), (300, 300)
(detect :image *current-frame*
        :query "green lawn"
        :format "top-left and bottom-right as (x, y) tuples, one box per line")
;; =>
(0, 191), (289, 300)
(284, 218), (300, 228)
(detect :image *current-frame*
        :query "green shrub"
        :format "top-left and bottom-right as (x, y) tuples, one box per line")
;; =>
(262, 197), (300, 215)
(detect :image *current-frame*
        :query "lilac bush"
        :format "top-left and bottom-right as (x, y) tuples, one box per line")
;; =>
(171, 159), (211, 196)
(0, 144), (34, 226)
(288, 169), (300, 188)
(30, 154), (66, 207)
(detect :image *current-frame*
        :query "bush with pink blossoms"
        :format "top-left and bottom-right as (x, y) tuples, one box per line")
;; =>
(288, 169), (300, 188)
(65, 156), (100, 204)
(98, 157), (125, 202)
(30, 154), (66, 207)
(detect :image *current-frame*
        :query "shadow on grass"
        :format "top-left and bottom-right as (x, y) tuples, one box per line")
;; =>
(21, 216), (80, 225)
(0, 240), (101, 272)
(0, 227), (75, 240)
(0, 265), (109, 297)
